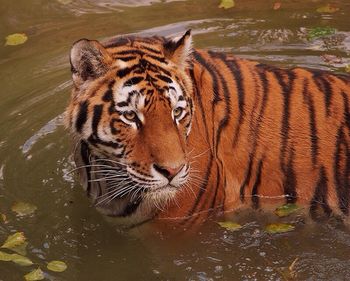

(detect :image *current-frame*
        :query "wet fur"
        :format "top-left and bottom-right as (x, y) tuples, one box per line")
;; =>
(66, 31), (350, 227)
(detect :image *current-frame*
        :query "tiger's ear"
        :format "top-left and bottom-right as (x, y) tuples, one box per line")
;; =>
(70, 39), (113, 87)
(164, 30), (192, 70)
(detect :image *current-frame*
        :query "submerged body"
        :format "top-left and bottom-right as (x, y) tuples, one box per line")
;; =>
(66, 31), (350, 227)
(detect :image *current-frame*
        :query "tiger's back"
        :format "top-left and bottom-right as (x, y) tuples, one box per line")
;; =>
(168, 49), (350, 224)
(66, 31), (350, 227)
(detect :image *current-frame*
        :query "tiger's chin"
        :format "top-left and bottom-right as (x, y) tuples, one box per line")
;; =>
(94, 185), (181, 226)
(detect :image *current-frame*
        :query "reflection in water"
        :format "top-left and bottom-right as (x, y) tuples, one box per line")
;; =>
(22, 114), (64, 154)
(1, 0), (350, 280)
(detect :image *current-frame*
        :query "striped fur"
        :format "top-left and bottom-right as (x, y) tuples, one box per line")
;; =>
(66, 31), (350, 226)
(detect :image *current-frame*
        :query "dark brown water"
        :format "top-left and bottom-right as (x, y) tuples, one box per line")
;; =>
(1, 0), (350, 280)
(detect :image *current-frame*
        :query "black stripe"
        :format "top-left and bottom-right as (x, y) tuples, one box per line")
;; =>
(313, 72), (332, 116)
(193, 51), (221, 103)
(141, 46), (162, 54)
(274, 69), (295, 167)
(102, 89), (113, 102)
(88, 135), (121, 149)
(116, 65), (139, 78)
(239, 153), (254, 202)
(210, 53), (232, 152)
(251, 159), (264, 209)
(210, 167), (221, 210)
(310, 166), (332, 217)
(92, 104), (103, 135)
(76, 101), (89, 133)
(283, 149), (297, 203)
(273, 70), (297, 203)
(334, 126), (350, 215)
(117, 56), (137, 62)
(80, 141), (92, 197)
(147, 54), (167, 64)
(275, 70), (297, 204)
(114, 49), (144, 56)
(156, 74), (173, 83)
(123, 76), (144, 87)
(302, 79), (318, 166)
(148, 63), (172, 77)
(223, 57), (245, 147)
(116, 101), (129, 107)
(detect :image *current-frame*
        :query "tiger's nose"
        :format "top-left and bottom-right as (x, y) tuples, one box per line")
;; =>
(153, 163), (185, 180)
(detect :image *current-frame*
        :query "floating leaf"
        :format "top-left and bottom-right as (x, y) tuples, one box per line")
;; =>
(47, 260), (67, 272)
(218, 0), (235, 9)
(0, 251), (33, 266)
(344, 65), (350, 73)
(0, 250), (13, 261)
(275, 203), (299, 217)
(57, 0), (72, 4)
(307, 26), (336, 40)
(217, 221), (242, 231)
(5, 33), (28, 46)
(273, 2), (281, 10)
(1, 232), (26, 249)
(24, 268), (44, 281)
(11, 241), (28, 256)
(12, 202), (37, 216)
(1, 214), (8, 224)
(11, 254), (33, 266)
(316, 4), (339, 13)
(265, 223), (295, 234)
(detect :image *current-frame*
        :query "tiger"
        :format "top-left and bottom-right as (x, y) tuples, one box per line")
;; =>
(65, 30), (350, 228)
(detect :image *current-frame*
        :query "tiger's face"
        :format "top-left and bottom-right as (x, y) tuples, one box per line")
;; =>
(66, 31), (194, 216)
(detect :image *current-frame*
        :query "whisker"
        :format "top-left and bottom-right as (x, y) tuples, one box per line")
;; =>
(91, 158), (127, 167)
(66, 164), (117, 174)
(190, 148), (210, 159)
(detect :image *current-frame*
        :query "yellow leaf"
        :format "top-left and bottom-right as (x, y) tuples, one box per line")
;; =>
(344, 65), (350, 73)
(0, 250), (13, 261)
(5, 33), (28, 46)
(316, 4), (339, 13)
(219, 0), (235, 9)
(217, 221), (242, 231)
(265, 223), (295, 234)
(1, 232), (26, 249)
(0, 251), (33, 266)
(47, 260), (67, 272)
(11, 202), (37, 216)
(274, 203), (299, 217)
(24, 268), (45, 281)
(10, 254), (33, 266)
(11, 241), (28, 256)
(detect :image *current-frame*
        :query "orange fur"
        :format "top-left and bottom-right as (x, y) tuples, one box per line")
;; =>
(66, 32), (350, 227)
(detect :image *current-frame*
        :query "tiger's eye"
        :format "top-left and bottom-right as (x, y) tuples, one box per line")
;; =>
(173, 107), (183, 118)
(123, 111), (136, 121)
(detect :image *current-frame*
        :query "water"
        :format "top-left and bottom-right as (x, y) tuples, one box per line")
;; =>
(1, 0), (350, 280)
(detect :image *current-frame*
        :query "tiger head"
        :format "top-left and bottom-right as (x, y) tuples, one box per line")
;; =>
(65, 31), (194, 220)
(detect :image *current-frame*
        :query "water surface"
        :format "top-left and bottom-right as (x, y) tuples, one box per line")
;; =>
(1, 0), (350, 280)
